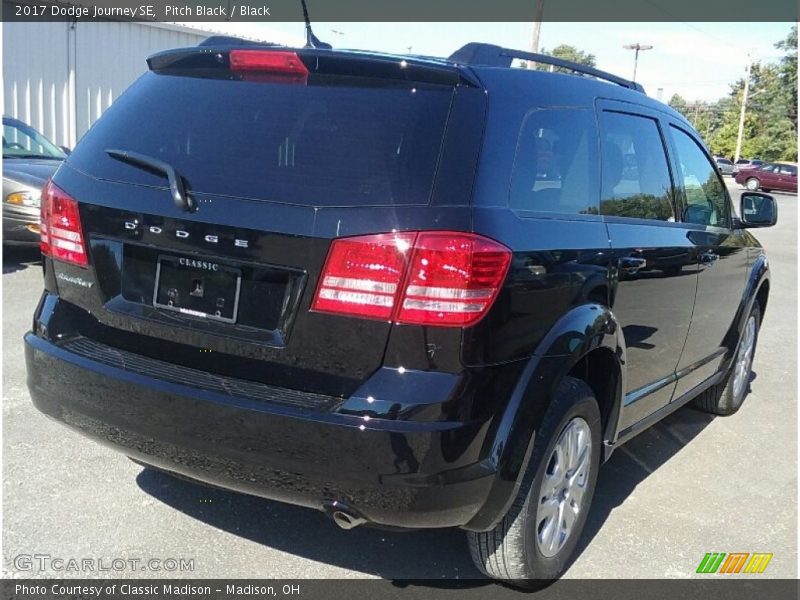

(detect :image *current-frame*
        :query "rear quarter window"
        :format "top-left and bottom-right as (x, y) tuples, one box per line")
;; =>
(67, 72), (453, 207)
(509, 107), (600, 215)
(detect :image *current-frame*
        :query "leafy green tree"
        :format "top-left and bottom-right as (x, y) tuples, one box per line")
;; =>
(775, 25), (797, 130)
(705, 28), (797, 162)
(667, 27), (796, 162)
(538, 44), (597, 68)
(669, 94), (689, 118)
(520, 44), (596, 72)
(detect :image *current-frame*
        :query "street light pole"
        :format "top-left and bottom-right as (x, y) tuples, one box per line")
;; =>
(734, 57), (752, 164)
(530, 0), (545, 53)
(623, 43), (653, 82)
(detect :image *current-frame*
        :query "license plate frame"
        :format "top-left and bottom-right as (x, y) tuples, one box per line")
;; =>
(153, 254), (242, 324)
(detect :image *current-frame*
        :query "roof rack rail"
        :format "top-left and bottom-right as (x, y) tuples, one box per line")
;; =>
(448, 43), (645, 93)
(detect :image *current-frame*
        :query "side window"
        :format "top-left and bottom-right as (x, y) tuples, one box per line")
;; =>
(3, 124), (39, 153)
(779, 164), (796, 176)
(510, 108), (599, 215)
(599, 111), (675, 221)
(669, 126), (730, 228)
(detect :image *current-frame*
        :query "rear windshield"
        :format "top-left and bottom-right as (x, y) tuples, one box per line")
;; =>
(68, 72), (453, 207)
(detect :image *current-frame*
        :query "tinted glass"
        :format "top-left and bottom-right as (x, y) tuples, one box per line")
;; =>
(779, 164), (796, 176)
(3, 119), (65, 159)
(599, 112), (674, 221)
(67, 72), (452, 207)
(509, 108), (599, 214)
(669, 126), (730, 228)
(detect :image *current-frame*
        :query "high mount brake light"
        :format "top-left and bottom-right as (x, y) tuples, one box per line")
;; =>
(40, 180), (88, 268)
(311, 232), (511, 327)
(229, 50), (310, 79)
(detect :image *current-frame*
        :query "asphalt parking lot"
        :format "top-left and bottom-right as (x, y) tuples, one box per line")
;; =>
(3, 181), (797, 581)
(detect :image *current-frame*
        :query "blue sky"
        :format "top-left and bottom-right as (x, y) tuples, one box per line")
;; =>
(193, 21), (793, 103)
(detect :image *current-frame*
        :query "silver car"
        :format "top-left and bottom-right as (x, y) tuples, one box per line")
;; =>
(714, 157), (737, 176)
(3, 116), (66, 246)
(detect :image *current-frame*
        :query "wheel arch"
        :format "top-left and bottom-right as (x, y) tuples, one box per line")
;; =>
(568, 346), (623, 461)
(755, 276), (769, 319)
(463, 303), (626, 532)
(720, 254), (770, 373)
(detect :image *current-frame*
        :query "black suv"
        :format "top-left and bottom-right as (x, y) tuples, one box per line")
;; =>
(25, 40), (777, 584)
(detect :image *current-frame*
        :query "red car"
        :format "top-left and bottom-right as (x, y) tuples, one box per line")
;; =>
(735, 162), (798, 193)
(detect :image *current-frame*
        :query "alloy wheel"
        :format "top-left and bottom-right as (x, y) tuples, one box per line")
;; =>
(536, 417), (592, 558)
(732, 315), (756, 402)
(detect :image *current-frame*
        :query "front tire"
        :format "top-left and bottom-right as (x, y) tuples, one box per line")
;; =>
(467, 377), (601, 586)
(693, 303), (761, 416)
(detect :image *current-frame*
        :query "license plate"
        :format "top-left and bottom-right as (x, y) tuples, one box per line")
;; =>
(153, 255), (241, 324)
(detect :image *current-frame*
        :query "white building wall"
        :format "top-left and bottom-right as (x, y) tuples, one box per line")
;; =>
(3, 18), (212, 148)
(3, 19), (70, 146)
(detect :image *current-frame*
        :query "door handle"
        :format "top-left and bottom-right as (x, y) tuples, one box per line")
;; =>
(700, 251), (719, 266)
(619, 257), (646, 274)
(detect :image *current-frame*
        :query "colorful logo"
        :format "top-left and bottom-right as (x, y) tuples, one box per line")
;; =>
(696, 552), (773, 574)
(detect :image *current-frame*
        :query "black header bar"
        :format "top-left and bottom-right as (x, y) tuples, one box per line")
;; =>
(3, 0), (798, 22)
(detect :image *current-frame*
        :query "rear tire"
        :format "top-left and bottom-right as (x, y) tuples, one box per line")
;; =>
(693, 303), (761, 416)
(467, 377), (601, 586)
(745, 177), (760, 191)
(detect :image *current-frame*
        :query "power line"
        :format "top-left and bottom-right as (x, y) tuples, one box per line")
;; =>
(638, 0), (748, 52)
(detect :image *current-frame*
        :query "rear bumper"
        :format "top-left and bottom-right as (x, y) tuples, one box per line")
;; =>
(25, 331), (501, 530)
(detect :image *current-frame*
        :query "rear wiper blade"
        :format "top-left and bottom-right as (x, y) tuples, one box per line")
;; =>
(105, 149), (195, 212)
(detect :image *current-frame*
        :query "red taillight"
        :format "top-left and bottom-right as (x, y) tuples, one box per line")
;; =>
(311, 232), (511, 327)
(396, 233), (512, 326)
(311, 233), (416, 320)
(40, 180), (88, 267)
(229, 50), (309, 79)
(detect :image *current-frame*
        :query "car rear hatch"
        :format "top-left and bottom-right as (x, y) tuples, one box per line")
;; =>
(46, 44), (485, 399)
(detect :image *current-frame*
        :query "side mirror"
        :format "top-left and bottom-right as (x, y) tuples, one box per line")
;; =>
(739, 192), (777, 228)
(59, 145), (72, 156)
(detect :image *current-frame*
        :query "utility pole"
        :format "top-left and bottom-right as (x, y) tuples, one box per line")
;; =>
(530, 0), (545, 53)
(734, 57), (751, 164)
(623, 43), (653, 82)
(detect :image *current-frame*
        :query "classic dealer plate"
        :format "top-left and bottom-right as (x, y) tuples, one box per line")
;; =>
(153, 255), (242, 324)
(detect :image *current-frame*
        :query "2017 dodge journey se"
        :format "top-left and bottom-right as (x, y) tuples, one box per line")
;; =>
(25, 39), (777, 585)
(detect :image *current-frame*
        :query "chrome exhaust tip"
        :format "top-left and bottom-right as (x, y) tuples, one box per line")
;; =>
(324, 501), (367, 530)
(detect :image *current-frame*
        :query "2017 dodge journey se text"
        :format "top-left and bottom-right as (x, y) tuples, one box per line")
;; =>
(25, 39), (777, 585)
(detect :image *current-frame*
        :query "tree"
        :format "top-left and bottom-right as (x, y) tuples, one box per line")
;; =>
(668, 93), (689, 118)
(703, 27), (797, 162)
(664, 27), (796, 162)
(521, 44), (596, 72)
(775, 25), (797, 130)
(540, 44), (596, 67)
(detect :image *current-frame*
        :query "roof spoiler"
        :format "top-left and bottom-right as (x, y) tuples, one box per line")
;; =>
(148, 44), (480, 88)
